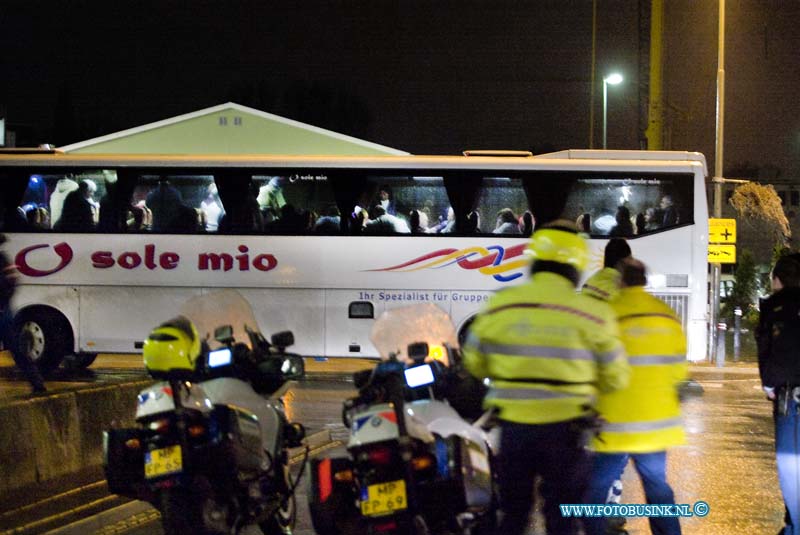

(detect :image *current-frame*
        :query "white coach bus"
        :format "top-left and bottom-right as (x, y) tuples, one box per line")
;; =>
(0, 149), (708, 371)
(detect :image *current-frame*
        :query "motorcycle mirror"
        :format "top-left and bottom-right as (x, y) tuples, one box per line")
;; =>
(353, 368), (373, 389)
(407, 342), (429, 363)
(214, 325), (235, 344)
(271, 330), (295, 350)
(280, 355), (305, 380)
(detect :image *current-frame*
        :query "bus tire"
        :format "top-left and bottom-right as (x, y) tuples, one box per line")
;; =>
(13, 308), (72, 374)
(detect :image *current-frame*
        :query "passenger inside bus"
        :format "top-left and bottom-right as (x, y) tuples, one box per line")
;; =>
(659, 194), (679, 227)
(520, 210), (535, 236)
(635, 212), (647, 235)
(314, 205), (341, 234)
(576, 212), (591, 234)
(465, 210), (481, 234)
(643, 207), (659, 232)
(409, 210), (427, 234)
(372, 185), (397, 216)
(127, 201), (152, 231)
(200, 183), (224, 232)
(257, 176), (287, 223)
(427, 206), (455, 233)
(55, 180), (97, 232)
(364, 205), (410, 234)
(493, 208), (521, 234)
(50, 178), (79, 228)
(609, 205), (634, 237)
(146, 179), (183, 232)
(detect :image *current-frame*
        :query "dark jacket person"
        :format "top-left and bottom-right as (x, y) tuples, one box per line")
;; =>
(756, 254), (800, 535)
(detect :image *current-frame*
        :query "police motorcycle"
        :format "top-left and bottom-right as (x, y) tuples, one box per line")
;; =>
(103, 290), (307, 535)
(309, 304), (496, 535)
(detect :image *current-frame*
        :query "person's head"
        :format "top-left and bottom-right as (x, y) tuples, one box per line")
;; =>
(615, 205), (631, 224)
(378, 185), (392, 201)
(496, 208), (517, 227)
(519, 211), (534, 235)
(660, 195), (673, 209)
(466, 210), (480, 232)
(206, 183), (218, 199)
(772, 255), (800, 291)
(645, 207), (656, 222)
(527, 219), (589, 287)
(576, 213), (591, 233)
(80, 179), (97, 199)
(371, 205), (386, 219)
(618, 258), (647, 288)
(409, 210), (421, 230)
(604, 238), (632, 268)
(635, 213), (646, 233)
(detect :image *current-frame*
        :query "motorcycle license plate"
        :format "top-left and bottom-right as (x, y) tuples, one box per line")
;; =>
(360, 480), (407, 517)
(144, 445), (183, 479)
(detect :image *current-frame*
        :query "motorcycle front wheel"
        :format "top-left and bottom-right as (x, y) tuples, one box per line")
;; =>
(260, 493), (296, 535)
(159, 489), (219, 535)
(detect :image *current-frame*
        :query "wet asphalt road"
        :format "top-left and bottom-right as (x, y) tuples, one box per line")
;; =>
(0, 355), (788, 534)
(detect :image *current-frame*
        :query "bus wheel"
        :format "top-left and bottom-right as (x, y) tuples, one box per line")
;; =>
(13, 308), (72, 374)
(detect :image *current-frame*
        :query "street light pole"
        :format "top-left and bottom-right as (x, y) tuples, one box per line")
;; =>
(602, 73), (623, 150)
(709, 0), (726, 363)
(589, 0), (597, 149)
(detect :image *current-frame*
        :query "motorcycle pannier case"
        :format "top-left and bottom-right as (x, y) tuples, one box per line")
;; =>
(309, 456), (356, 535)
(103, 428), (148, 499)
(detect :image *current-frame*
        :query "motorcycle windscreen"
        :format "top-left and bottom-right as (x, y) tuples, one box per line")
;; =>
(369, 303), (457, 366)
(179, 289), (261, 350)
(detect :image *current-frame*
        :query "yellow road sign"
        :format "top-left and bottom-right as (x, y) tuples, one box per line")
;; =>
(708, 244), (736, 264)
(709, 218), (736, 243)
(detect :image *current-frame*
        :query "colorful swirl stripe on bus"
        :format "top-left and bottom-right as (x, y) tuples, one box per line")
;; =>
(370, 243), (528, 282)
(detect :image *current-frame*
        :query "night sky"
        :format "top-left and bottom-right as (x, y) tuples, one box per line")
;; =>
(2, 1), (799, 178)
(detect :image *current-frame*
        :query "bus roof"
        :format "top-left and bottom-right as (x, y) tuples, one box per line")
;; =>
(0, 149), (708, 175)
(535, 149), (708, 173)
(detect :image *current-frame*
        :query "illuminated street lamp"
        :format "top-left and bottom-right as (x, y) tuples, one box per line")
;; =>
(603, 73), (624, 149)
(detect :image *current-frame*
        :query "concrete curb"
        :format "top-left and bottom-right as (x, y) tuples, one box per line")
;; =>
(0, 380), (152, 498)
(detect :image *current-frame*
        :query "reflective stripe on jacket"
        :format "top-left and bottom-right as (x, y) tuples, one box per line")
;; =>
(582, 267), (621, 302)
(463, 272), (629, 425)
(593, 286), (688, 453)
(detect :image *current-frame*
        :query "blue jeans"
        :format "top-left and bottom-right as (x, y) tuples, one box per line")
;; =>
(584, 451), (681, 535)
(775, 396), (800, 535)
(496, 419), (590, 535)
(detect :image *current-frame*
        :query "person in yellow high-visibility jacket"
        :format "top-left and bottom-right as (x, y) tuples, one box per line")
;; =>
(582, 238), (631, 302)
(583, 258), (687, 535)
(463, 220), (630, 535)
(581, 237), (632, 535)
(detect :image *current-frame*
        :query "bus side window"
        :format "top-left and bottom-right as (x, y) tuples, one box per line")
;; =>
(14, 171), (112, 233)
(256, 172), (338, 235)
(129, 174), (224, 234)
(473, 176), (527, 236)
(562, 174), (694, 237)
